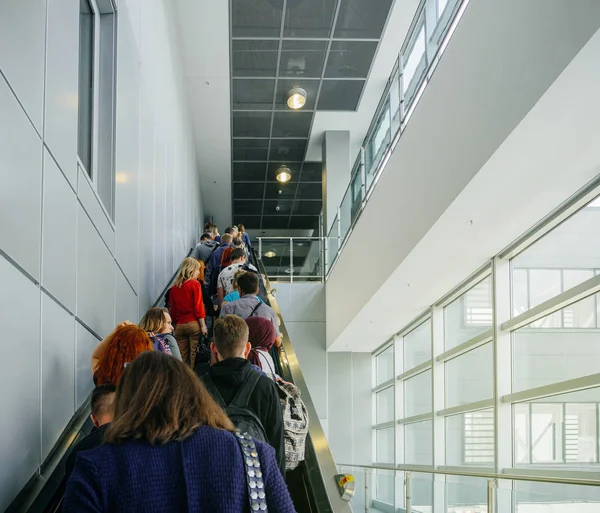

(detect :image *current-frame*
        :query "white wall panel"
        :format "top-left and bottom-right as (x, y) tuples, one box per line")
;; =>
(0, 256), (41, 513)
(115, 266), (138, 324)
(44, 0), (79, 187)
(0, 73), (43, 280)
(41, 293), (75, 461)
(153, 132), (167, 299)
(42, 150), (77, 311)
(0, 0), (46, 132)
(75, 321), (98, 408)
(78, 167), (116, 255)
(287, 322), (327, 388)
(77, 204), (115, 336)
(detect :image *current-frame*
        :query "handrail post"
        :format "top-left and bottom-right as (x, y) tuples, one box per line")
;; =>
(337, 206), (342, 248)
(322, 237), (327, 282)
(258, 238), (262, 260)
(289, 237), (293, 284)
(360, 146), (366, 205)
(364, 468), (370, 512)
(405, 471), (412, 513)
(487, 479), (496, 513)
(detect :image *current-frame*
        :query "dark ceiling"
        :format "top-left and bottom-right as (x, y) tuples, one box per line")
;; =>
(230, 0), (395, 231)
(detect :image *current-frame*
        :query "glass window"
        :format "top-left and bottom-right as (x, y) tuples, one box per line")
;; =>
(445, 343), (493, 408)
(404, 370), (432, 418)
(376, 386), (395, 424)
(375, 427), (395, 464)
(513, 389), (600, 469)
(404, 320), (431, 370)
(446, 409), (494, 466)
(444, 277), (492, 350)
(512, 291), (600, 392)
(376, 346), (394, 386)
(405, 421), (433, 465)
(374, 470), (395, 505)
(78, 0), (95, 176)
(402, 24), (426, 95)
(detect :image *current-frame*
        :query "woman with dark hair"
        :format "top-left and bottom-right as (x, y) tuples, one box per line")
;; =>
(238, 223), (251, 249)
(64, 352), (296, 512)
(91, 322), (153, 385)
(246, 317), (278, 378)
(139, 307), (182, 360)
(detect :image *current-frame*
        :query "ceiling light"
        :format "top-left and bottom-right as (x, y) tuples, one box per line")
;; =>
(265, 251), (276, 258)
(276, 165), (292, 183)
(287, 87), (307, 110)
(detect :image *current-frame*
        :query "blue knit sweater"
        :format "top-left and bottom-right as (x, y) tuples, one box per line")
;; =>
(63, 426), (296, 512)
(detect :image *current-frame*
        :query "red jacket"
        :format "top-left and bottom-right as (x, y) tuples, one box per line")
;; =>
(169, 279), (205, 325)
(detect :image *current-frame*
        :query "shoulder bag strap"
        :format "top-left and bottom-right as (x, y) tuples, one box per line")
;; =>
(248, 298), (262, 318)
(229, 370), (262, 409)
(233, 432), (268, 512)
(200, 374), (228, 410)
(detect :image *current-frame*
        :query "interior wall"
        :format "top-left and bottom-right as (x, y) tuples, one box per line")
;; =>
(0, 0), (202, 509)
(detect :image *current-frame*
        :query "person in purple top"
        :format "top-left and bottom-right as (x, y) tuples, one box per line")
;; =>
(63, 351), (296, 513)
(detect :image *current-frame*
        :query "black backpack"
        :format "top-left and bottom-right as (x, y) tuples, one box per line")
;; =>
(201, 372), (269, 443)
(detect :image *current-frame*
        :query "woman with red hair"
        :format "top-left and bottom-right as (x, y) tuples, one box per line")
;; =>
(91, 321), (153, 385)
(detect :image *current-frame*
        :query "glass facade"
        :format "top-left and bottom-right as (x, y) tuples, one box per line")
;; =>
(367, 191), (600, 511)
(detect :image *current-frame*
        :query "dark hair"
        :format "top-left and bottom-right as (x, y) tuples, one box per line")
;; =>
(224, 227), (233, 235)
(91, 384), (116, 418)
(213, 315), (250, 359)
(200, 233), (211, 241)
(237, 272), (259, 295)
(232, 237), (243, 247)
(221, 233), (233, 244)
(230, 248), (246, 262)
(105, 352), (234, 445)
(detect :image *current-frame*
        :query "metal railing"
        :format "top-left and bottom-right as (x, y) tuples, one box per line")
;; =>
(337, 463), (600, 513)
(257, 236), (327, 283)
(325, 0), (470, 278)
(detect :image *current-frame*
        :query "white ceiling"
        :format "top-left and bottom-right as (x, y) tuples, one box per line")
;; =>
(305, 0), (419, 162)
(324, 0), (600, 352)
(174, 0), (232, 230)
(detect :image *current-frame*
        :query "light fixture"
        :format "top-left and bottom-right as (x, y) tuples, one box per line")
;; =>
(265, 251), (276, 258)
(276, 165), (292, 183)
(287, 87), (307, 110)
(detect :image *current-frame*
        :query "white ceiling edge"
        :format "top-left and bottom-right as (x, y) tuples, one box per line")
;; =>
(174, 0), (232, 230)
(327, 23), (600, 353)
(305, 0), (420, 162)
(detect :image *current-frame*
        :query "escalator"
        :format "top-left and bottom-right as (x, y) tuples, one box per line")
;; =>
(10, 248), (353, 513)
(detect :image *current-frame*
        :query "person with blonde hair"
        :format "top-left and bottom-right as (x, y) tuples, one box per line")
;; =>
(64, 352), (295, 512)
(169, 257), (207, 367)
(139, 307), (182, 360)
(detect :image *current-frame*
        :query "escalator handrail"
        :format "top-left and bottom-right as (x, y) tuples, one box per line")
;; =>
(251, 248), (353, 513)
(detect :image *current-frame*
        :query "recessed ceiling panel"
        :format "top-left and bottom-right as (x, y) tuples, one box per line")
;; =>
(263, 200), (294, 216)
(333, 0), (394, 39)
(233, 162), (267, 181)
(233, 112), (272, 137)
(234, 200), (264, 216)
(233, 215), (262, 229)
(300, 162), (323, 182)
(232, 0), (282, 38)
(295, 182), (322, 199)
(261, 216), (291, 229)
(279, 40), (328, 78)
(232, 139), (270, 161)
(289, 215), (320, 230)
(325, 41), (379, 78)
(293, 200), (323, 215)
(265, 182), (297, 200)
(271, 111), (313, 137)
(233, 182), (266, 200)
(269, 138), (307, 162)
(232, 40), (280, 77)
(275, 79), (319, 110)
(232, 79), (275, 110)
(317, 80), (365, 111)
(283, 0), (336, 38)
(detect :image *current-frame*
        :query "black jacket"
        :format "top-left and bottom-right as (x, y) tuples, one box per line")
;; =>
(65, 423), (110, 479)
(199, 358), (285, 474)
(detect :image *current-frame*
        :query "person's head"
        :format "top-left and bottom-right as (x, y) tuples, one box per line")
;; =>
(230, 247), (246, 264)
(237, 223), (246, 235)
(200, 233), (211, 242)
(210, 225), (219, 237)
(204, 221), (212, 231)
(232, 237), (243, 248)
(93, 325), (153, 385)
(212, 315), (251, 361)
(139, 307), (173, 335)
(237, 272), (259, 297)
(221, 233), (233, 245)
(246, 317), (276, 351)
(174, 257), (201, 287)
(231, 226), (239, 236)
(224, 227), (233, 235)
(232, 269), (247, 292)
(90, 384), (116, 427)
(105, 352), (234, 445)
